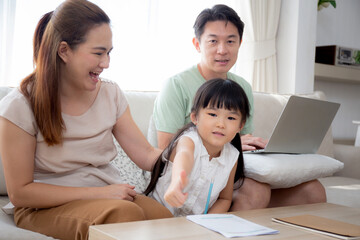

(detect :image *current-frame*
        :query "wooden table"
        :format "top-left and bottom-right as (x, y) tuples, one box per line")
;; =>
(89, 203), (360, 240)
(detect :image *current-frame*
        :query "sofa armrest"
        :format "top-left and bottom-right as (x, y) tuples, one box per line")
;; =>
(333, 143), (360, 179)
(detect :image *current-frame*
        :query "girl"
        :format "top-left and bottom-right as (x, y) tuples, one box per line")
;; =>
(0, 0), (171, 239)
(145, 78), (250, 216)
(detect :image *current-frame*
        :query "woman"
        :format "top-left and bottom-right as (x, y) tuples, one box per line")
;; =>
(0, 0), (171, 239)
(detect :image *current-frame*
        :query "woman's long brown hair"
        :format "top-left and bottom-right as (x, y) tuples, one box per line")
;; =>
(20, 0), (110, 145)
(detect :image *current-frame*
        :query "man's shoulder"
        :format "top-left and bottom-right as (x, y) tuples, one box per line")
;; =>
(227, 72), (251, 88)
(166, 65), (201, 86)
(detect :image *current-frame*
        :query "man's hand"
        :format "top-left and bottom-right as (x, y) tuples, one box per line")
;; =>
(241, 134), (268, 151)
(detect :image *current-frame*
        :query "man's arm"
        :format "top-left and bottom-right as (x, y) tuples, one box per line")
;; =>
(153, 75), (188, 149)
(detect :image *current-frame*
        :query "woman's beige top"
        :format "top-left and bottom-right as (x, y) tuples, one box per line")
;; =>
(0, 80), (128, 187)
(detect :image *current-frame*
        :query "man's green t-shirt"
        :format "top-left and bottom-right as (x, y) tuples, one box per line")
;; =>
(153, 65), (254, 135)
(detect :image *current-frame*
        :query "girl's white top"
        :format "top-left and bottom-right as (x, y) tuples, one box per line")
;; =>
(151, 127), (239, 216)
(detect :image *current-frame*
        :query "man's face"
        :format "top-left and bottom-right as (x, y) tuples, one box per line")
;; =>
(194, 20), (241, 80)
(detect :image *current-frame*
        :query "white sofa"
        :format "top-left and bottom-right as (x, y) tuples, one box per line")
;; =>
(0, 87), (359, 239)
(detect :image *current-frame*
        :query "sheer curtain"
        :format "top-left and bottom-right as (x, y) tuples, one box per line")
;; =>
(85, 0), (245, 91)
(3, 0), (64, 87)
(234, 0), (281, 93)
(1, 0), (282, 91)
(0, 0), (16, 86)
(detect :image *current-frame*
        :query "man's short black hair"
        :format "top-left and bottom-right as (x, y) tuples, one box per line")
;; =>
(193, 4), (244, 41)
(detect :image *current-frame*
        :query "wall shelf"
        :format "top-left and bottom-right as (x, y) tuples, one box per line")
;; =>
(314, 63), (360, 84)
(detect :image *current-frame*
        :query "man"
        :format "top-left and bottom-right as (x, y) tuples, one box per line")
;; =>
(153, 4), (326, 210)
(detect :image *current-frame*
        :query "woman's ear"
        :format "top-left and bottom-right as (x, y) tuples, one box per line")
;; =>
(58, 41), (70, 63)
(192, 37), (201, 53)
(190, 112), (197, 125)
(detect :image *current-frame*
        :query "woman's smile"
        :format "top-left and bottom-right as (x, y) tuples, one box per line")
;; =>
(90, 71), (100, 83)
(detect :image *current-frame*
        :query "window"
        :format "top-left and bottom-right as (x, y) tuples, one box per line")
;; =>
(1, 0), (240, 90)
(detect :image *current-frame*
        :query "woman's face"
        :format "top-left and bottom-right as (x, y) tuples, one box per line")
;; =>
(60, 23), (113, 92)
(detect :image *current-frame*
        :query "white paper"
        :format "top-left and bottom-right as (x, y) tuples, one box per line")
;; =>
(186, 214), (279, 238)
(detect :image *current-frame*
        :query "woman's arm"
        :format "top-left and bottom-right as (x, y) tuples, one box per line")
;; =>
(207, 162), (237, 214)
(0, 117), (137, 209)
(163, 136), (195, 207)
(157, 131), (174, 150)
(113, 107), (162, 171)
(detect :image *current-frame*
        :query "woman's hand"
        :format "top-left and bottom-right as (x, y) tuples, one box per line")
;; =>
(99, 184), (137, 201)
(164, 170), (188, 207)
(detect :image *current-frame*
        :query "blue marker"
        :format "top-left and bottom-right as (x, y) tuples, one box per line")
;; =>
(203, 179), (214, 214)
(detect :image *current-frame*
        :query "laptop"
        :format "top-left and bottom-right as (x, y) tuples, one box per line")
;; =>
(245, 95), (340, 154)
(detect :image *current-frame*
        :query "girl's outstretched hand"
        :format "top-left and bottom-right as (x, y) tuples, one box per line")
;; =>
(164, 170), (188, 207)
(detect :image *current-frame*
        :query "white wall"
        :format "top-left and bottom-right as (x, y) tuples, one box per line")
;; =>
(314, 80), (360, 142)
(315, 0), (360, 142)
(316, 0), (360, 49)
(277, 0), (317, 94)
(277, 0), (360, 142)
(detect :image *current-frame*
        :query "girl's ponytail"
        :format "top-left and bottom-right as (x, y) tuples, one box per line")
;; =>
(231, 133), (245, 188)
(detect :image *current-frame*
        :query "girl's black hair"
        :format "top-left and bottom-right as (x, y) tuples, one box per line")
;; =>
(144, 78), (250, 195)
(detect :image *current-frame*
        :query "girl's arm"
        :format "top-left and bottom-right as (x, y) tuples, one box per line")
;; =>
(0, 117), (138, 209)
(113, 107), (162, 171)
(163, 136), (195, 207)
(207, 162), (237, 214)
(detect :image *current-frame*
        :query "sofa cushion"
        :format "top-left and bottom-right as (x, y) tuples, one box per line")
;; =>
(124, 91), (158, 138)
(0, 197), (57, 239)
(147, 115), (158, 147)
(333, 144), (360, 179)
(0, 87), (13, 195)
(319, 176), (360, 209)
(110, 138), (150, 193)
(244, 153), (344, 189)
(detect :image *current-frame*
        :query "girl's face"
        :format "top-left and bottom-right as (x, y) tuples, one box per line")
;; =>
(191, 106), (243, 158)
(59, 23), (113, 92)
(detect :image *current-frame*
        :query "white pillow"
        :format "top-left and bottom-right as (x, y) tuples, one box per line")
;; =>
(110, 138), (151, 193)
(244, 154), (344, 189)
(147, 115), (158, 147)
